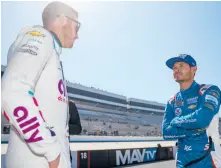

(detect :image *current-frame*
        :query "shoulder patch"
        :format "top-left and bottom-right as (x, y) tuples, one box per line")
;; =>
(169, 93), (177, 104)
(199, 84), (213, 95)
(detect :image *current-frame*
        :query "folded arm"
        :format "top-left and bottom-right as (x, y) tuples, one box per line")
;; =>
(162, 100), (203, 140)
(170, 86), (220, 130)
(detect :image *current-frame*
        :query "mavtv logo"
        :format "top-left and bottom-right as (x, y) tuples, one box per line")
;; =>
(116, 148), (156, 166)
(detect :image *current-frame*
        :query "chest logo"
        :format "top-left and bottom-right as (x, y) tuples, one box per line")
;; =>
(188, 105), (197, 109)
(187, 97), (198, 104)
(175, 108), (182, 116)
(26, 31), (45, 37)
(174, 100), (184, 107)
(58, 79), (68, 104)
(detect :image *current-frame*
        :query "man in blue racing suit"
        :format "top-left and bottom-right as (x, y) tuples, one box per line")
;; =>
(162, 54), (221, 168)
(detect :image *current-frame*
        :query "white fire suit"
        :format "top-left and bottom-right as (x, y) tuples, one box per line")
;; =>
(1, 25), (71, 168)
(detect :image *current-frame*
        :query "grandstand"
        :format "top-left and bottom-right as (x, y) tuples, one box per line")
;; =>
(67, 81), (128, 115)
(65, 80), (165, 136)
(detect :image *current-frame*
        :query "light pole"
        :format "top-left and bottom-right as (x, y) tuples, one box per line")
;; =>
(109, 118), (112, 135)
(87, 117), (90, 135)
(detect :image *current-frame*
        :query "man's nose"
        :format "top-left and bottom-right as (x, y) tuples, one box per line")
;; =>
(74, 33), (79, 39)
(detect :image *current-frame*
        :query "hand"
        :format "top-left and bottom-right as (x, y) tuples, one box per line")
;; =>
(48, 154), (60, 168)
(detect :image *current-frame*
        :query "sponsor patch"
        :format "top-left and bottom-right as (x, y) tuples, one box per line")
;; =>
(13, 106), (43, 143)
(186, 96), (198, 104)
(209, 90), (220, 99)
(199, 84), (212, 95)
(18, 48), (37, 55)
(204, 103), (215, 112)
(175, 108), (182, 116)
(21, 44), (38, 50)
(26, 31), (45, 37)
(184, 145), (192, 152)
(174, 100), (184, 107)
(205, 95), (218, 106)
(176, 119), (197, 124)
(57, 79), (68, 104)
(188, 104), (197, 109)
(28, 38), (42, 44)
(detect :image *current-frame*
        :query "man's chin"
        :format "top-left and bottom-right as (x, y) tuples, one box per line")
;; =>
(174, 78), (183, 83)
(175, 79), (185, 83)
(63, 43), (74, 48)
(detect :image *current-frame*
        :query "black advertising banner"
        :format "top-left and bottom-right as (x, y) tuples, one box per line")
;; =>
(156, 146), (174, 160)
(76, 147), (174, 168)
(90, 150), (109, 168)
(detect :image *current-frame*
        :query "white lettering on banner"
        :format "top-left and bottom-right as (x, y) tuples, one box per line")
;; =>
(116, 150), (130, 165)
(146, 151), (156, 161)
(116, 148), (156, 165)
(80, 152), (87, 159)
(130, 150), (140, 163)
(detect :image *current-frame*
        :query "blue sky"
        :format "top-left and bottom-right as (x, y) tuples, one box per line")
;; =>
(1, 1), (221, 115)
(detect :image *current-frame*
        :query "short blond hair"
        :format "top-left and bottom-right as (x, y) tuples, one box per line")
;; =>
(42, 1), (78, 28)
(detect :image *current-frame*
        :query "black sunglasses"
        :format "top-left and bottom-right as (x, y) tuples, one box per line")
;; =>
(57, 15), (81, 32)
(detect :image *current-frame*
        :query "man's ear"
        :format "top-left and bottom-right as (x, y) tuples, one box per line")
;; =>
(193, 66), (197, 73)
(57, 15), (68, 26)
(192, 66), (197, 77)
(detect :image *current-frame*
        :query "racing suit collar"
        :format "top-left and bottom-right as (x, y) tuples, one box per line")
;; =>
(180, 81), (198, 95)
(50, 31), (62, 48)
(39, 25), (62, 48)
(50, 31), (62, 55)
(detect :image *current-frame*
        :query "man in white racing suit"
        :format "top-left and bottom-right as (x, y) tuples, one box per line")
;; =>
(1, 2), (80, 168)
